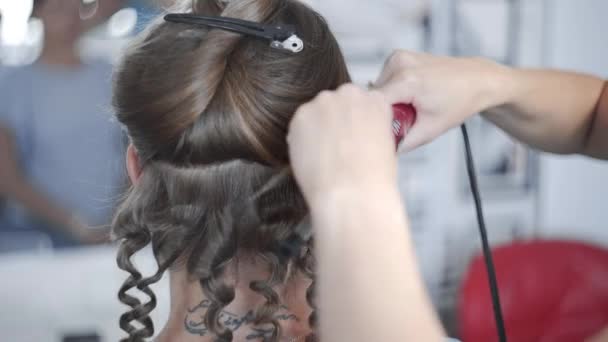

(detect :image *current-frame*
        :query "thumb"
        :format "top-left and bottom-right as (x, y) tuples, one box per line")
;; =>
(398, 120), (433, 153)
(377, 79), (416, 107)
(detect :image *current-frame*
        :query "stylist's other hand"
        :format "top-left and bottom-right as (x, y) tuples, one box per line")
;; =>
(287, 84), (396, 206)
(376, 50), (510, 152)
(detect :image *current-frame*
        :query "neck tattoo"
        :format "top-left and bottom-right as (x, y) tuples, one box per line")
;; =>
(184, 299), (299, 340)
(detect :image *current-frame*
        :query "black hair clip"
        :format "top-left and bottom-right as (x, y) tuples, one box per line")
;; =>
(164, 13), (304, 53)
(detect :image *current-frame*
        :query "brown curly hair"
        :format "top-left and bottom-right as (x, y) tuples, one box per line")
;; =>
(111, 0), (350, 341)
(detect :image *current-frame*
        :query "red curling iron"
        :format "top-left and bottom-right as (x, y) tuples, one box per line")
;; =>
(392, 103), (417, 148)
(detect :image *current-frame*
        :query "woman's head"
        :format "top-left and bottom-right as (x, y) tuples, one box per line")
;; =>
(111, 0), (350, 341)
(114, 0), (349, 166)
(33, 0), (85, 44)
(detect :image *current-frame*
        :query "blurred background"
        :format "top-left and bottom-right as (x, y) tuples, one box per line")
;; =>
(0, 0), (606, 341)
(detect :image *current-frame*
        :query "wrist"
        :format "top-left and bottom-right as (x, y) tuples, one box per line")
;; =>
(476, 58), (518, 112)
(308, 182), (402, 223)
(309, 183), (411, 256)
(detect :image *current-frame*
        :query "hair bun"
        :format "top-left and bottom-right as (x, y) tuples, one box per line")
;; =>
(192, 0), (227, 15)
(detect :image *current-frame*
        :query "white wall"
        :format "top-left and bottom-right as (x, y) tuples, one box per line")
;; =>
(538, 0), (608, 246)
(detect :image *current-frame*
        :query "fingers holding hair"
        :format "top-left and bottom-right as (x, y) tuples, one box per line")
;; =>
(287, 83), (398, 204)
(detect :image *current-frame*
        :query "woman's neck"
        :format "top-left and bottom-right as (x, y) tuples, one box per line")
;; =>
(38, 39), (81, 67)
(157, 272), (277, 342)
(156, 269), (312, 342)
(156, 272), (206, 342)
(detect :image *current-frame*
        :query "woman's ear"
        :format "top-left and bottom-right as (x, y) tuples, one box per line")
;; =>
(126, 144), (142, 184)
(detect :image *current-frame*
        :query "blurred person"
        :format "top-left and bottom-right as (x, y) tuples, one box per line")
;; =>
(111, 0), (447, 341)
(0, 0), (126, 248)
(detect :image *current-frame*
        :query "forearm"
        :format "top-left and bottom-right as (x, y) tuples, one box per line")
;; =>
(483, 66), (607, 157)
(2, 178), (78, 234)
(1, 127), (79, 235)
(312, 186), (444, 342)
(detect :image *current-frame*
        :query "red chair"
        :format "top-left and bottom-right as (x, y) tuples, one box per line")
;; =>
(459, 240), (608, 342)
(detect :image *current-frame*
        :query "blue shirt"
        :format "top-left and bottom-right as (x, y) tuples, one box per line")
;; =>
(0, 61), (125, 234)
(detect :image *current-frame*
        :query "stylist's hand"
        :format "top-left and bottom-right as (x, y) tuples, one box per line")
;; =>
(287, 84), (396, 205)
(376, 50), (511, 152)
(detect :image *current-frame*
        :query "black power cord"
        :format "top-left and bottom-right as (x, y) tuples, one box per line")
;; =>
(461, 124), (508, 342)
